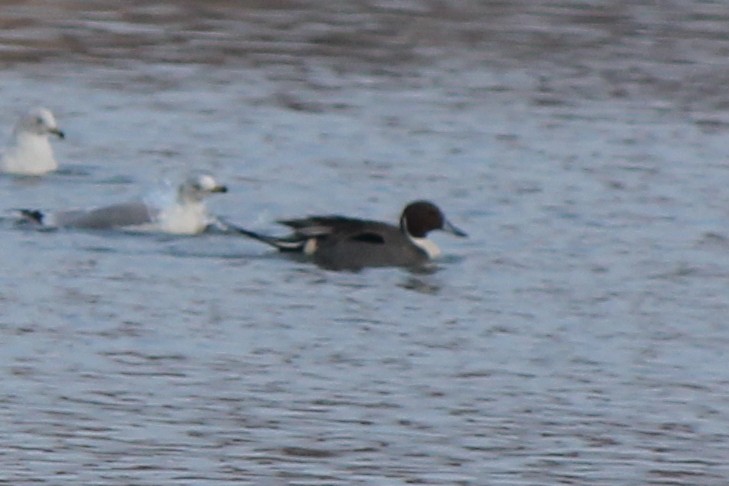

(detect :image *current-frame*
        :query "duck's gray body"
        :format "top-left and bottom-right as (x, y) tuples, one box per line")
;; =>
(280, 215), (431, 270)
(233, 200), (466, 271)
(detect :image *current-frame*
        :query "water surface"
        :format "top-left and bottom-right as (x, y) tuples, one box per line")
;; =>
(2, 1), (729, 484)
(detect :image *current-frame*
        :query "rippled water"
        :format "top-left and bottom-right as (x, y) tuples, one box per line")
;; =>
(2, 1), (729, 484)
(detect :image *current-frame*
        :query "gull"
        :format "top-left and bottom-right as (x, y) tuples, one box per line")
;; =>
(1, 107), (65, 175)
(18, 174), (228, 235)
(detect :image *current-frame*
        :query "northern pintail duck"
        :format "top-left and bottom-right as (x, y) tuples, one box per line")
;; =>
(18, 174), (228, 235)
(1, 107), (65, 175)
(232, 200), (467, 270)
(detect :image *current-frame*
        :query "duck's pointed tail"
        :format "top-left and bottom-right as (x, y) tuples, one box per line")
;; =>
(218, 218), (306, 252)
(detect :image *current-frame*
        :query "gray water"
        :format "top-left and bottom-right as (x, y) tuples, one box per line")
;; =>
(2, 1), (729, 484)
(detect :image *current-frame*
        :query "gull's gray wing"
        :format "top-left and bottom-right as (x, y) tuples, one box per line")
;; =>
(52, 201), (156, 229)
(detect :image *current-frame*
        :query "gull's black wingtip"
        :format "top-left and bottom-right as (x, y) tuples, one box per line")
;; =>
(17, 209), (45, 225)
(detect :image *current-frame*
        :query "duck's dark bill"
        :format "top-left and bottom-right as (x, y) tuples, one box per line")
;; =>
(444, 219), (467, 237)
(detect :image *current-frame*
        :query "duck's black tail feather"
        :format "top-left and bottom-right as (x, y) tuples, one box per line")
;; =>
(218, 218), (306, 252)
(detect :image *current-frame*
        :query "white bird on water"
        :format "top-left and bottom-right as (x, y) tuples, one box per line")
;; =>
(18, 174), (229, 235)
(1, 107), (65, 175)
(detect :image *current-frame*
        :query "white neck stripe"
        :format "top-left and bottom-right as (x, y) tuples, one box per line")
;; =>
(410, 236), (441, 258)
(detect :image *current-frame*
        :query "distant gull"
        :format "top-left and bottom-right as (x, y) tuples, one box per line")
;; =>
(17, 174), (228, 235)
(1, 107), (65, 175)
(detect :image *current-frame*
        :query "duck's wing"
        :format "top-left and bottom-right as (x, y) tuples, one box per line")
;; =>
(278, 215), (392, 243)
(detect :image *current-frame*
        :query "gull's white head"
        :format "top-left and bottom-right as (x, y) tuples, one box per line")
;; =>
(154, 174), (228, 234)
(15, 107), (65, 139)
(177, 174), (228, 203)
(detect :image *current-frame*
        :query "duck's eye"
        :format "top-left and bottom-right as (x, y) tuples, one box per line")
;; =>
(36, 117), (44, 125)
